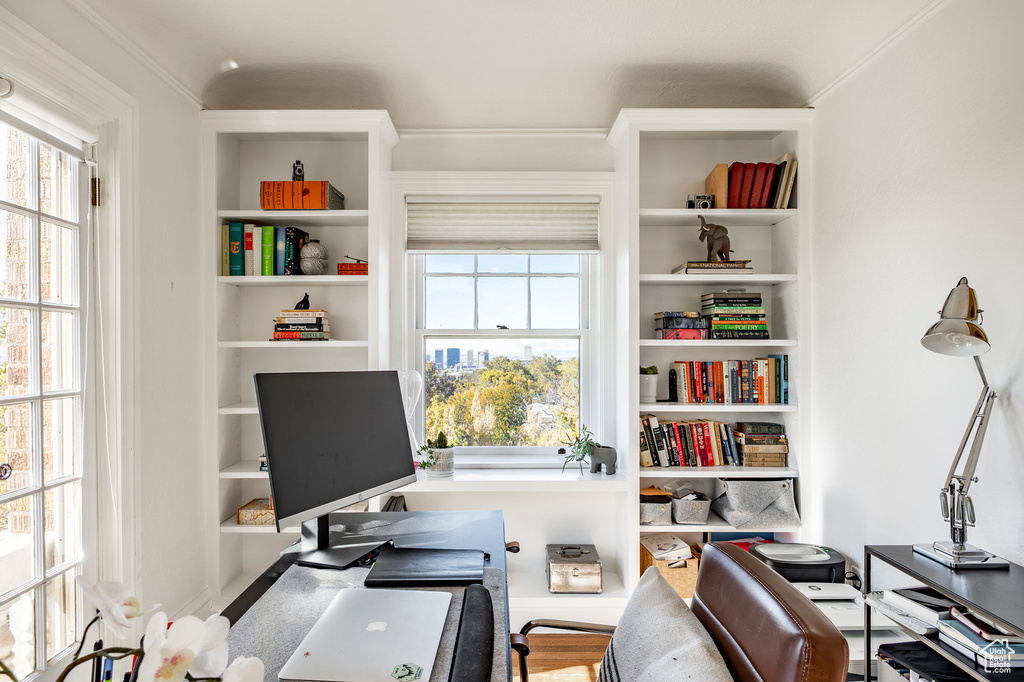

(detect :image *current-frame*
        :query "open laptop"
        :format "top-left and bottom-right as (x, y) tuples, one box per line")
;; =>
(278, 588), (452, 682)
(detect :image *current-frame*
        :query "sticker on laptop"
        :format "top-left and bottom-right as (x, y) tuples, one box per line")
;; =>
(391, 663), (423, 681)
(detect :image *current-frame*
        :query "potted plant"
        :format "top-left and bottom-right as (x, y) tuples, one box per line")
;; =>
(418, 430), (455, 478)
(562, 424), (596, 473)
(639, 365), (659, 403)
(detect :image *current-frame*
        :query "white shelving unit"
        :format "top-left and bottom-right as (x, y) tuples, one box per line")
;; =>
(608, 109), (814, 596)
(201, 110), (398, 611)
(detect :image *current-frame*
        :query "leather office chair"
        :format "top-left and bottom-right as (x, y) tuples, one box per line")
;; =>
(512, 542), (848, 682)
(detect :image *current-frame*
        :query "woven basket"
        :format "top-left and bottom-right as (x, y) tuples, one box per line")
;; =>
(640, 544), (700, 599)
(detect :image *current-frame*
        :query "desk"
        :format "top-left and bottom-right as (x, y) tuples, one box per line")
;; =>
(222, 510), (510, 682)
(863, 545), (1024, 681)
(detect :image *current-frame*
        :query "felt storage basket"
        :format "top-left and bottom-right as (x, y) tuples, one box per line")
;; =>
(640, 544), (700, 599)
(711, 478), (800, 529)
(671, 497), (712, 525)
(639, 501), (672, 526)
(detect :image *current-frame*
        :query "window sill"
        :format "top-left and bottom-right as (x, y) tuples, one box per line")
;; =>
(398, 467), (630, 493)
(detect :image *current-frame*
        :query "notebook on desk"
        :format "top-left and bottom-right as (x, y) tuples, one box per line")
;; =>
(278, 588), (451, 682)
(364, 545), (485, 587)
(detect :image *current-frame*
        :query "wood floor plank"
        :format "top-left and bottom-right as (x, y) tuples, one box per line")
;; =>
(512, 633), (611, 682)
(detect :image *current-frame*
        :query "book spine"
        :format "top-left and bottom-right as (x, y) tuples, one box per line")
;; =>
(671, 423), (686, 467)
(221, 224), (229, 276)
(251, 226), (262, 276)
(692, 423), (707, 466)
(284, 227), (298, 275)
(664, 424), (680, 467)
(736, 423), (786, 436)
(638, 424), (653, 467)
(682, 422), (697, 466)
(272, 331), (330, 339)
(727, 425), (742, 466)
(228, 223), (243, 276)
(739, 162), (756, 208)
(275, 227), (286, 275)
(711, 330), (771, 340)
(759, 163), (778, 209)
(274, 323), (330, 331)
(641, 416), (659, 467)
(719, 422), (735, 466)
(243, 224), (254, 275)
(703, 421), (718, 466)
(728, 162), (745, 208)
(738, 444), (789, 454)
(261, 226), (275, 275)
(715, 361), (724, 404)
(651, 418), (669, 468)
(275, 317), (329, 324)
(782, 355), (789, 404)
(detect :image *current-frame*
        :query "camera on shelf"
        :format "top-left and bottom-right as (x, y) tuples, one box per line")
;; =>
(687, 194), (716, 209)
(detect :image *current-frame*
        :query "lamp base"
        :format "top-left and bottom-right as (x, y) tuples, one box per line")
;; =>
(913, 542), (1009, 570)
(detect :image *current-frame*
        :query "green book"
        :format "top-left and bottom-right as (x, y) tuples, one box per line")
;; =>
(261, 226), (275, 276)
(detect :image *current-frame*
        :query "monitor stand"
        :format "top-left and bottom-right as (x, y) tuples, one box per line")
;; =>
(294, 514), (390, 570)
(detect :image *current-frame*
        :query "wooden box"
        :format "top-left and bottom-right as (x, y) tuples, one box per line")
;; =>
(237, 498), (275, 525)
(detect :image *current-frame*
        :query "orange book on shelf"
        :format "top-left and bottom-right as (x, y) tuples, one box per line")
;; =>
(260, 181), (345, 210)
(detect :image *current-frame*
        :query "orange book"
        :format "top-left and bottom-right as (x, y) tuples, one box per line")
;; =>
(260, 181), (345, 210)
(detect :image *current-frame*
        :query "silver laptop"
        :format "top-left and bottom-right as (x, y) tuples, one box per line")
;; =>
(279, 588), (452, 682)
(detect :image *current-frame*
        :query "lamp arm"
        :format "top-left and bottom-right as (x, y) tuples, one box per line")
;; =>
(942, 383), (989, 491)
(958, 389), (996, 497)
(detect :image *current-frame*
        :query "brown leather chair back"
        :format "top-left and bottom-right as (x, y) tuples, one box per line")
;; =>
(691, 542), (848, 682)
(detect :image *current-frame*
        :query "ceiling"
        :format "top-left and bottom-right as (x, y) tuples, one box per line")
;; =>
(77, 0), (936, 129)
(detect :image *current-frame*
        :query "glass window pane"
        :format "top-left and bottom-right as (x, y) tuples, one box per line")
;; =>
(39, 145), (77, 222)
(45, 483), (80, 571)
(424, 276), (474, 329)
(0, 495), (36, 594)
(477, 277), (527, 329)
(0, 209), (33, 301)
(0, 591), (35, 678)
(530, 277), (580, 329)
(1, 307), (34, 396)
(477, 255), (527, 273)
(1, 124), (32, 209)
(530, 255), (580, 274)
(0, 402), (34, 496)
(424, 255), (474, 273)
(46, 570), (78, 662)
(42, 310), (77, 393)
(423, 337), (579, 446)
(41, 222), (76, 305)
(43, 398), (76, 482)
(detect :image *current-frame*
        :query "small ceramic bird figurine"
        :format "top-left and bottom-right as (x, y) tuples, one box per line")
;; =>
(295, 293), (310, 310)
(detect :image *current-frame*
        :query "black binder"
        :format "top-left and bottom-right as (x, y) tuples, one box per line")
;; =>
(364, 544), (485, 587)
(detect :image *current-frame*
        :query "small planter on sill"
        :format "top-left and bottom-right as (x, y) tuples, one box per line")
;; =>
(418, 431), (455, 478)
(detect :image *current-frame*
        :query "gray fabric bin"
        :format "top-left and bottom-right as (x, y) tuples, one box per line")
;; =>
(711, 478), (800, 529)
(671, 497), (712, 525)
(640, 501), (672, 525)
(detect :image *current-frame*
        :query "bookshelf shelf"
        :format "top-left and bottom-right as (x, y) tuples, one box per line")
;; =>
(219, 460), (266, 478)
(639, 208), (797, 227)
(217, 340), (369, 349)
(638, 402), (797, 413)
(639, 339), (798, 348)
(399, 468), (631, 493)
(217, 275), (368, 287)
(216, 209), (369, 227)
(639, 274), (797, 286)
(638, 466), (799, 479)
(219, 519), (299, 534)
(218, 402), (258, 415)
(639, 511), (799, 534)
(508, 571), (628, 606)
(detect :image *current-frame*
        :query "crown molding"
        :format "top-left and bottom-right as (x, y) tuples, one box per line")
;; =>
(64, 0), (205, 109)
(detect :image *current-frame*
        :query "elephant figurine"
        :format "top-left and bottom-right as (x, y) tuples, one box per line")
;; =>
(698, 215), (732, 261)
(589, 444), (617, 475)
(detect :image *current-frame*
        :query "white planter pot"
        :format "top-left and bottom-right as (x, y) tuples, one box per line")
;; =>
(639, 374), (658, 403)
(425, 448), (455, 478)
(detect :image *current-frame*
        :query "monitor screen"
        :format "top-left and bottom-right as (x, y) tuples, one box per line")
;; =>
(254, 371), (417, 530)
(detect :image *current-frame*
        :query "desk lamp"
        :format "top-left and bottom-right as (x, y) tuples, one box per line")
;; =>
(913, 277), (1008, 569)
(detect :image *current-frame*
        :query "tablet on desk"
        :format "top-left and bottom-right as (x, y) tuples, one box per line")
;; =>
(364, 545), (485, 587)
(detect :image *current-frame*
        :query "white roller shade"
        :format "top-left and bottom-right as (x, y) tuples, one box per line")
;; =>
(406, 201), (600, 253)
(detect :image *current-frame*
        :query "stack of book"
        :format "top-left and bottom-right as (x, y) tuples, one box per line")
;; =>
(703, 155), (797, 209)
(701, 291), (768, 339)
(672, 357), (788, 404)
(936, 614), (1024, 668)
(654, 312), (708, 340)
(272, 308), (331, 341)
(674, 259), (753, 276)
(640, 414), (740, 468)
(337, 261), (368, 276)
(733, 422), (787, 467)
(222, 223), (313, 276)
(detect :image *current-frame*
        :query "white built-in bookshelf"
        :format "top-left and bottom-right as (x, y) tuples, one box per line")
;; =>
(200, 111), (398, 611)
(608, 109), (813, 593)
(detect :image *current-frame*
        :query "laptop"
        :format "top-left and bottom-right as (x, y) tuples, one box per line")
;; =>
(278, 588), (452, 682)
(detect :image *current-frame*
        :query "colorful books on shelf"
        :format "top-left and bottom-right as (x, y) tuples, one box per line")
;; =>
(702, 291), (768, 339)
(719, 155), (797, 209)
(259, 181), (345, 210)
(936, 618), (1024, 667)
(222, 223), (316, 277)
(639, 415), (744, 468)
(271, 309), (331, 341)
(670, 356), (788, 405)
(674, 260), (753, 276)
(732, 422), (788, 468)
(655, 312), (708, 340)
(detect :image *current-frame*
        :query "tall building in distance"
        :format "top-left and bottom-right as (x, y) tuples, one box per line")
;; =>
(465, 349), (475, 366)
(480, 350), (490, 365)
(523, 345), (533, 361)
(434, 349), (444, 368)
(446, 347), (460, 368)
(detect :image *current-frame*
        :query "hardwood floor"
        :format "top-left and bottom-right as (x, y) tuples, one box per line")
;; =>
(511, 633), (611, 682)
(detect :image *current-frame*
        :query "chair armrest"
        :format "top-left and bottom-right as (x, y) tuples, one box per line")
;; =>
(512, 621), (615, 682)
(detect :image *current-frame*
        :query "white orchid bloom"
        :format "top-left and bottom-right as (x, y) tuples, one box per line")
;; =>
(189, 615), (231, 678)
(76, 577), (159, 638)
(221, 656), (264, 682)
(137, 612), (204, 682)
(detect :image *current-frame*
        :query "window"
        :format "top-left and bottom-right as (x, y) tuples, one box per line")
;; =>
(416, 254), (589, 450)
(0, 119), (85, 677)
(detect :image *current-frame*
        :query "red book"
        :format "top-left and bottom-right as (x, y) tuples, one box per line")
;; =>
(702, 422), (717, 465)
(715, 362), (724, 404)
(691, 423), (708, 467)
(749, 163), (769, 209)
(739, 162), (757, 208)
(672, 424), (687, 467)
(727, 162), (746, 208)
(759, 163), (778, 209)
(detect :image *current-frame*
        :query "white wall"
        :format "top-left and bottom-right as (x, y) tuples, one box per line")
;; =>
(0, 0), (206, 613)
(812, 0), (1024, 573)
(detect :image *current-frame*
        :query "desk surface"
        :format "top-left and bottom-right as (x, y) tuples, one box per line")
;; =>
(867, 545), (1024, 637)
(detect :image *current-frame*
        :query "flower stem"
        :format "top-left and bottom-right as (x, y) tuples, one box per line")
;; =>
(72, 614), (103, 661)
(54, 648), (141, 682)
(0, 659), (18, 682)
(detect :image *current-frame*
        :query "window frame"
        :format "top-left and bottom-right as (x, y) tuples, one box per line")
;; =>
(0, 118), (89, 674)
(413, 254), (592, 457)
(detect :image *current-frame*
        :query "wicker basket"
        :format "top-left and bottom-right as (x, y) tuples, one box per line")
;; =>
(640, 543), (700, 599)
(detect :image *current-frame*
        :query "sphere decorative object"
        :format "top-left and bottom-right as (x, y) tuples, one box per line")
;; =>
(300, 239), (329, 275)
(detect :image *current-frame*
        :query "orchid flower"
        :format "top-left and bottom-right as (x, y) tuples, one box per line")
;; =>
(221, 657), (264, 682)
(188, 615), (231, 679)
(76, 577), (159, 639)
(137, 613), (203, 682)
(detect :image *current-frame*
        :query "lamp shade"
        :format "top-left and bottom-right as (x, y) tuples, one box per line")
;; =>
(921, 277), (990, 356)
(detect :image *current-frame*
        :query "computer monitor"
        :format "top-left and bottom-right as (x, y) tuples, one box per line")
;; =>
(254, 371), (417, 569)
